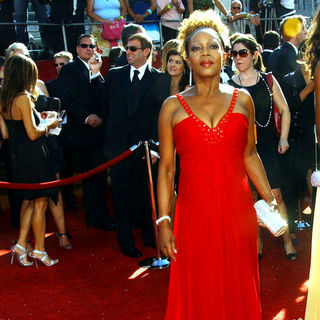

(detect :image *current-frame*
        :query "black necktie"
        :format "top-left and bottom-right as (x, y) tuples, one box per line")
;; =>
(129, 70), (140, 117)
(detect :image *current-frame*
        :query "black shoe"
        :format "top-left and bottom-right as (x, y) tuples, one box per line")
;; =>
(121, 246), (142, 258)
(286, 253), (298, 261)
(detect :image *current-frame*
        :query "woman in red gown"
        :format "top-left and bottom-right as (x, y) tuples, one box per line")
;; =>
(157, 10), (277, 320)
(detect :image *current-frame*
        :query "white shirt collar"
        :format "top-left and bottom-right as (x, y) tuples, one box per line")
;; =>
(130, 62), (149, 81)
(287, 41), (299, 55)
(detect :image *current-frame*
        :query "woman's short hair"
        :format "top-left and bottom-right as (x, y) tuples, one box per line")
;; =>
(0, 54), (38, 114)
(53, 51), (73, 62)
(5, 42), (30, 59)
(177, 9), (229, 59)
(231, 34), (266, 72)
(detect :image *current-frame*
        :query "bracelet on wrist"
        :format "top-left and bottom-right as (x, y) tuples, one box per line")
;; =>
(119, 15), (124, 20)
(156, 216), (172, 225)
(146, 8), (152, 15)
(45, 126), (49, 134)
(167, 4), (172, 9)
(246, 13), (251, 18)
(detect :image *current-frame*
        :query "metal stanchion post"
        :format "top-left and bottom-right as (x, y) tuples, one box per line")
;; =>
(61, 21), (68, 52)
(138, 141), (170, 269)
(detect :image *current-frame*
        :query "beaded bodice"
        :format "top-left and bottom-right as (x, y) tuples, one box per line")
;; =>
(175, 89), (239, 145)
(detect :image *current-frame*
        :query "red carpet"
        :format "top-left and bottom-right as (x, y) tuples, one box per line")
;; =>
(0, 190), (312, 319)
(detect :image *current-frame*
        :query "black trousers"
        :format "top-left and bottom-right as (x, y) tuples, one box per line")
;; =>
(0, 0), (16, 56)
(161, 25), (178, 44)
(279, 139), (308, 233)
(76, 144), (111, 227)
(109, 153), (155, 249)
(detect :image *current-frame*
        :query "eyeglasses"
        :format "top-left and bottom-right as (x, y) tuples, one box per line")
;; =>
(79, 43), (96, 49)
(125, 46), (145, 52)
(231, 49), (252, 58)
(55, 62), (65, 67)
(231, 6), (241, 9)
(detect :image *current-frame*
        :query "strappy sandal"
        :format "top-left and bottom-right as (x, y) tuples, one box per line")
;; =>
(31, 250), (59, 268)
(55, 231), (72, 250)
(11, 243), (34, 267)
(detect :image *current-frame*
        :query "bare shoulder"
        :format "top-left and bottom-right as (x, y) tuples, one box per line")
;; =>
(315, 61), (320, 77)
(161, 94), (181, 115)
(220, 83), (251, 103)
(15, 93), (33, 110)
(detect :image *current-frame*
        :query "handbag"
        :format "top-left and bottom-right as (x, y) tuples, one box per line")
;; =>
(266, 72), (281, 138)
(101, 20), (126, 46)
(254, 200), (288, 237)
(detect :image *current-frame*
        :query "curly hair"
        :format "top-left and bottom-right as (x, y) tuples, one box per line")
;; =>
(304, 9), (320, 77)
(177, 9), (229, 59)
(231, 34), (266, 72)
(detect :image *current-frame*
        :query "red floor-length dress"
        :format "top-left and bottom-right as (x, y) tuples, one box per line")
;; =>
(165, 89), (262, 320)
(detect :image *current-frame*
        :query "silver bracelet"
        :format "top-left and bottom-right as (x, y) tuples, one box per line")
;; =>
(156, 215), (172, 225)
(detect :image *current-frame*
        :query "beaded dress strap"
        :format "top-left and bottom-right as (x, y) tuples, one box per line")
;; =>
(229, 88), (239, 113)
(176, 89), (239, 118)
(176, 94), (194, 116)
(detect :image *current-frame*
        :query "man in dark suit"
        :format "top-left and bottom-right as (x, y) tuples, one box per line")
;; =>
(261, 30), (280, 72)
(46, 51), (73, 98)
(104, 33), (170, 257)
(268, 15), (307, 245)
(58, 34), (114, 231)
(268, 15), (307, 83)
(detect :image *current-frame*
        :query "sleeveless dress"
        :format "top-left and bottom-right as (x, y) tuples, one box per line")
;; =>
(229, 74), (281, 188)
(165, 89), (262, 320)
(5, 116), (58, 202)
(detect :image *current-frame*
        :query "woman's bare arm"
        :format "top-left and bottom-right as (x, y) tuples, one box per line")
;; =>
(157, 97), (177, 261)
(241, 90), (275, 203)
(271, 75), (291, 154)
(314, 62), (320, 146)
(17, 95), (59, 141)
(0, 113), (8, 139)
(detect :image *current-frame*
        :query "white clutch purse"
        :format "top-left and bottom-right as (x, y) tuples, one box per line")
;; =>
(311, 170), (320, 187)
(254, 200), (288, 237)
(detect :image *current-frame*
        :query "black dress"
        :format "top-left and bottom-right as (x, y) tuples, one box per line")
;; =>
(229, 73), (281, 188)
(5, 117), (58, 202)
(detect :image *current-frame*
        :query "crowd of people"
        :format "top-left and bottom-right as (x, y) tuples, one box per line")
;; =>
(0, 0), (320, 318)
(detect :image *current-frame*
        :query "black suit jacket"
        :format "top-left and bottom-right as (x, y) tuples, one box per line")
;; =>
(268, 42), (299, 83)
(104, 64), (170, 157)
(45, 78), (58, 97)
(57, 57), (106, 147)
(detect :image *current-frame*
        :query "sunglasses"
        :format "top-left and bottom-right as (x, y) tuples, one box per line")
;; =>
(231, 49), (252, 58)
(55, 62), (65, 67)
(79, 43), (96, 49)
(232, 6), (241, 9)
(125, 46), (145, 52)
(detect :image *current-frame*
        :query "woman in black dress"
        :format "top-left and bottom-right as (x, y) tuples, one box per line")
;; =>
(0, 54), (60, 267)
(228, 34), (297, 260)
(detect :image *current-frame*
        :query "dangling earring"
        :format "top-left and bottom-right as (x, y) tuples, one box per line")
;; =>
(189, 69), (192, 86)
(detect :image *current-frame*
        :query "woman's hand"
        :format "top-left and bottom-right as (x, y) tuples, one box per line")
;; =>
(47, 119), (61, 133)
(133, 14), (144, 23)
(103, 19), (113, 26)
(278, 139), (289, 154)
(159, 222), (177, 262)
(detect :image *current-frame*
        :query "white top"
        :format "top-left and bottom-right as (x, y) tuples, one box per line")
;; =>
(93, 0), (120, 20)
(280, 0), (295, 9)
(157, 0), (184, 30)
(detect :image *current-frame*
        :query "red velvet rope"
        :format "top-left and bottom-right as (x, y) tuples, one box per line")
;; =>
(0, 148), (135, 190)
